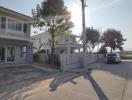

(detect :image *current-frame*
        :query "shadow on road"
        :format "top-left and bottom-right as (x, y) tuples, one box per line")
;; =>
(49, 72), (79, 91)
(83, 71), (108, 100)
(0, 66), (56, 100)
(49, 70), (108, 100)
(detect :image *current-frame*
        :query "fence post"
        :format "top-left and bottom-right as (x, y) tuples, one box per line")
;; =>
(60, 54), (64, 71)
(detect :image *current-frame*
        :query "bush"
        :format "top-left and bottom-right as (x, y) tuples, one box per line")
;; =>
(99, 46), (107, 57)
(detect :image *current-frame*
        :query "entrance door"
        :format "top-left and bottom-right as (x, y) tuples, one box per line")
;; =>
(0, 47), (5, 62)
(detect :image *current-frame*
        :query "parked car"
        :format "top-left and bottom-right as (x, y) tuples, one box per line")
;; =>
(106, 53), (121, 63)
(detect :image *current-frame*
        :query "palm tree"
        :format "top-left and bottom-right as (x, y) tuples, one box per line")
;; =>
(33, 44), (44, 53)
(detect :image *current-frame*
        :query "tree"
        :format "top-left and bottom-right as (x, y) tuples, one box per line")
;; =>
(85, 27), (101, 52)
(32, 0), (71, 54)
(102, 29), (126, 52)
(99, 46), (107, 56)
(33, 44), (45, 62)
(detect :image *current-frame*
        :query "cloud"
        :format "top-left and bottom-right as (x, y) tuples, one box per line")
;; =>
(87, 0), (122, 13)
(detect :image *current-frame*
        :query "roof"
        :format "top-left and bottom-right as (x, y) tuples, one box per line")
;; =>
(0, 6), (33, 21)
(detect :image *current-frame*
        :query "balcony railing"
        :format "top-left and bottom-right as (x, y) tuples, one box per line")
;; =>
(0, 28), (30, 41)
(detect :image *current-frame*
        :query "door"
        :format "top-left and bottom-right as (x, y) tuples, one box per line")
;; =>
(0, 47), (5, 62)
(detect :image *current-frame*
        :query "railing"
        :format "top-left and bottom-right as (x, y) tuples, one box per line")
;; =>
(0, 28), (30, 41)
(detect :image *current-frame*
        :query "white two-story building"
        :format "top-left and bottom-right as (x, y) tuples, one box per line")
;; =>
(0, 6), (33, 66)
(32, 32), (51, 53)
(32, 32), (83, 54)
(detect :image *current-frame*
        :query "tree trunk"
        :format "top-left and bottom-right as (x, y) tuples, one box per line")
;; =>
(51, 28), (54, 54)
(50, 20), (55, 64)
(51, 20), (55, 55)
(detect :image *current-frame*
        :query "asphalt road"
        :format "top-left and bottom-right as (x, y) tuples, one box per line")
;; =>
(1, 60), (132, 100)
(0, 65), (55, 100)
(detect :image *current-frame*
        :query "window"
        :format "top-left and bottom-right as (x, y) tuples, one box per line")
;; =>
(20, 47), (26, 58)
(8, 19), (22, 31)
(1, 16), (6, 29)
(23, 23), (28, 33)
(0, 47), (5, 62)
(7, 47), (15, 61)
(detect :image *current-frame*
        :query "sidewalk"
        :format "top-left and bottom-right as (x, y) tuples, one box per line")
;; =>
(66, 63), (102, 73)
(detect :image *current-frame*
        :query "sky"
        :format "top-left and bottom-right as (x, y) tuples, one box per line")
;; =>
(0, 0), (132, 49)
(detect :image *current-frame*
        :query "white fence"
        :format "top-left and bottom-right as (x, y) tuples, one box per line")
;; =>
(38, 53), (48, 62)
(37, 53), (101, 71)
(60, 53), (98, 71)
(60, 54), (81, 71)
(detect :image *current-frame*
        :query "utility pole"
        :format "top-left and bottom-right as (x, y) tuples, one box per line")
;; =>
(81, 0), (86, 52)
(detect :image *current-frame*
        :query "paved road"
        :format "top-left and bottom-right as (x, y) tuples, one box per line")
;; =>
(0, 65), (55, 100)
(1, 60), (132, 100)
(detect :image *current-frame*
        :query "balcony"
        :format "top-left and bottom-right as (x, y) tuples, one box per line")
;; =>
(0, 28), (30, 41)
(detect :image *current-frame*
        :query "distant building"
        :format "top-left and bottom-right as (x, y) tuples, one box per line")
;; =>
(31, 32), (51, 54)
(54, 34), (83, 54)
(32, 32), (83, 54)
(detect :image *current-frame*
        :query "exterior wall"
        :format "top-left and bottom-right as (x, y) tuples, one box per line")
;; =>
(15, 46), (26, 63)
